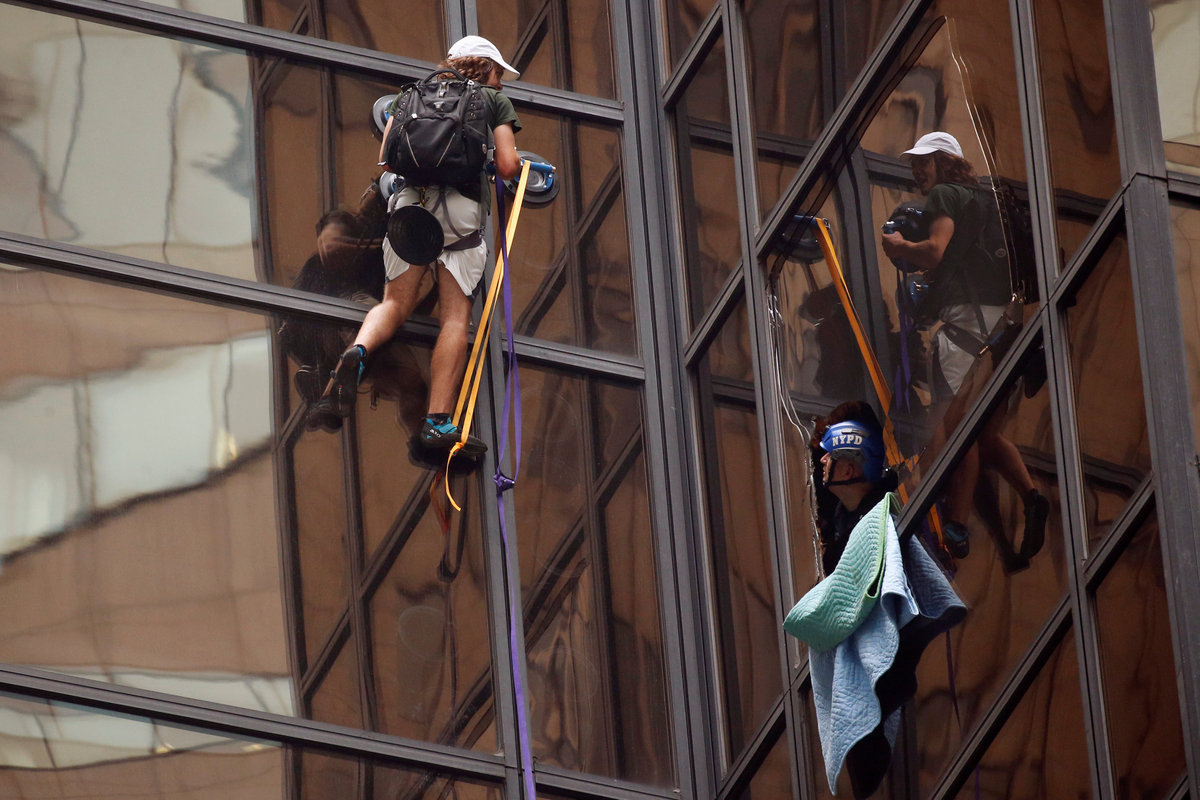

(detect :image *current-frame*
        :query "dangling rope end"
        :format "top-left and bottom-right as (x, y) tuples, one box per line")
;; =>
(445, 445), (465, 511)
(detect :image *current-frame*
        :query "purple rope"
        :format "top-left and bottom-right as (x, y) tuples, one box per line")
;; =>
(492, 169), (534, 800)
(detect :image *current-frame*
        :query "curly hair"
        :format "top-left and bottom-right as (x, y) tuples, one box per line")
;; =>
(934, 150), (979, 186)
(437, 55), (496, 84)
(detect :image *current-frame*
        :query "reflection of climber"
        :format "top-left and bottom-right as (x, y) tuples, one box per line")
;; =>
(813, 402), (898, 575)
(278, 184), (429, 436)
(315, 36), (522, 455)
(880, 132), (1049, 560)
(880, 132), (1011, 397)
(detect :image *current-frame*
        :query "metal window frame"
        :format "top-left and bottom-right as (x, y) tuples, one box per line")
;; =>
(1103, 0), (1200, 795)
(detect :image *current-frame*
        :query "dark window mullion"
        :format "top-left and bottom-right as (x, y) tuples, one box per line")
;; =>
(1010, 0), (1118, 797)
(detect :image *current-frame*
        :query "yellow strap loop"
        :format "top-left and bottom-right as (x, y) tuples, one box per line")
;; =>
(445, 161), (533, 511)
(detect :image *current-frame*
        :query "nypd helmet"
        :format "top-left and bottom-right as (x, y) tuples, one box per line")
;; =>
(819, 420), (885, 482)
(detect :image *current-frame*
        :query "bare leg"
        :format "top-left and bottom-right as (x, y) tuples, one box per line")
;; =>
(979, 429), (1036, 497)
(354, 264), (427, 352)
(945, 443), (979, 523)
(426, 264), (473, 415)
(316, 263), (428, 419)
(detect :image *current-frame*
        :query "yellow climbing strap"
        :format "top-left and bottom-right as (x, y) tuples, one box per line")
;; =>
(445, 160), (532, 510)
(810, 219), (945, 544)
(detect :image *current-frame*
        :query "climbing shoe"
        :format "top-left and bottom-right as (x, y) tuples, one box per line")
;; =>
(305, 406), (344, 433)
(943, 521), (970, 560)
(1020, 489), (1050, 559)
(315, 345), (366, 418)
(419, 414), (487, 455)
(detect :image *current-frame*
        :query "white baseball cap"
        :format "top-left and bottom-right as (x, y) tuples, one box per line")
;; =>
(901, 131), (963, 159)
(448, 35), (520, 79)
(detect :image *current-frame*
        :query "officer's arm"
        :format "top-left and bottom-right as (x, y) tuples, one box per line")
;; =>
(493, 123), (520, 181)
(880, 214), (954, 271)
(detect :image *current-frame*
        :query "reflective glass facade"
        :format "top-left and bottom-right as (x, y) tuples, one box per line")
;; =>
(2, 0), (1199, 799)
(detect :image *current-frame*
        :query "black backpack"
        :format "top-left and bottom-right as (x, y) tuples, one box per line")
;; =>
(941, 183), (1028, 307)
(987, 179), (1039, 302)
(383, 68), (490, 188)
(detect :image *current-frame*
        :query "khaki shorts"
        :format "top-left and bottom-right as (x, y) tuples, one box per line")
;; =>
(934, 302), (1006, 395)
(382, 186), (488, 296)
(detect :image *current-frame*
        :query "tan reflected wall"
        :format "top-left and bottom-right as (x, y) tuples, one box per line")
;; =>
(0, 268), (289, 711)
(1150, 0), (1200, 174)
(0, 454), (283, 678)
(0, 749), (282, 798)
(1168, 200), (1200, 457)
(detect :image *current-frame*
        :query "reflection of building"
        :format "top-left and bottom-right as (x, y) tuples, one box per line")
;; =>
(0, 0), (1199, 798)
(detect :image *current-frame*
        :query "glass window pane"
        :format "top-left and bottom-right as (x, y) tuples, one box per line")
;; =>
(697, 301), (780, 767)
(674, 37), (739, 327)
(137, 0), (449, 73)
(860, 0), (1027, 185)
(1094, 509), (1187, 798)
(1149, 0), (1200, 175)
(664, 0), (718, 69)
(365, 465), (496, 752)
(321, 0), (446, 64)
(287, 292), (496, 750)
(503, 112), (636, 354)
(950, 634), (1090, 799)
(292, 425), (351, 671)
(743, 0), (823, 218)
(1063, 228), (1152, 547)
(0, 268), (296, 714)
(840, 0), (906, 92)
(1168, 200), (1200, 462)
(908, 357), (1067, 793)
(308, 631), (362, 728)
(479, 0), (617, 99)
(0, 5), (407, 297)
(0, 8), (253, 276)
(0, 265), (504, 754)
(0, 693), (502, 798)
(1033, 0), (1122, 266)
(732, 727), (794, 800)
(513, 369), (674, 785)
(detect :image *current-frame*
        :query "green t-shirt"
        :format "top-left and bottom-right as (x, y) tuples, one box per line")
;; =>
(477, 87), (521, 210)
(384, 84), (521, 207)
(923, 182), (1011, 307)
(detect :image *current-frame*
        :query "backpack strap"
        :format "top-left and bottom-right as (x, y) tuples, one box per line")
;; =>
(424, 66), (470, 83)
(940, 321), (987, 358)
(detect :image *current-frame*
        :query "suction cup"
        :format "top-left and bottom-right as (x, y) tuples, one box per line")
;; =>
(371, 94), (397, 140)
(377, 172), (403, 202)
(388, 204), (444, 265)
(777, 215), (826, 263)
(503, 151), (560, 206)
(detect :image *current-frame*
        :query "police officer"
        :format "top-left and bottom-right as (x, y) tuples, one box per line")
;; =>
(817, 416), (896, 574)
